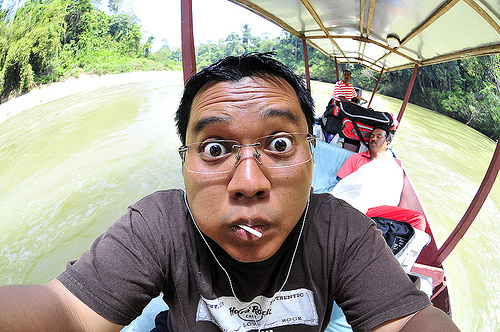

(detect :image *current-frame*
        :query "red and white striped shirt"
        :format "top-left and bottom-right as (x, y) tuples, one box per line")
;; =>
(332, 80), (357, 102)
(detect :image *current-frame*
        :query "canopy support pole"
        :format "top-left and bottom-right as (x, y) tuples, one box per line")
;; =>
(431, 136), (500, 266)
(368, 68), (384, 109)
(181, 0), (196, 85)
(397, 64), (418, 123)
(302, 39), (311, 91)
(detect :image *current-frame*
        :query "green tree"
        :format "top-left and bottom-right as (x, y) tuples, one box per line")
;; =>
(108, 13), (141, 56)
(259, 36), (278, 53)
(0, 0), (66, 100)
(275, 32), (302, 71)
(378, 55), (500, 139)
(108, 0), (121, 14)
(224, 32), (244, 57)
(0, 0), (166, 100)
(197, 41), (222, 68)
(62, 0), (93, 45)
(241, 24), (251, 53)
(150, 41), (181, 70)
(143, 35), (154, 58)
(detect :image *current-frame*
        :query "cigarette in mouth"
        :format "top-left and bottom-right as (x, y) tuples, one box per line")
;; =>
(238, 225), (262, 238)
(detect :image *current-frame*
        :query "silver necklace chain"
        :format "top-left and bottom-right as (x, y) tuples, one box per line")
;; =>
(183, 191), (310, 331)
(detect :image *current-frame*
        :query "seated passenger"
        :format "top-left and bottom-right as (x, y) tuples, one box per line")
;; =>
(331, 127), (426, 231)
(331, 70), (367, 105)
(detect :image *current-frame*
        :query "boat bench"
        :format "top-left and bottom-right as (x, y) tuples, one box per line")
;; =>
(313, 141), (433, 331)
(312, 141), (355, 193)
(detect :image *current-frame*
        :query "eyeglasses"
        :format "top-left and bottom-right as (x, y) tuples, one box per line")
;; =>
(178, 133), (316, 175)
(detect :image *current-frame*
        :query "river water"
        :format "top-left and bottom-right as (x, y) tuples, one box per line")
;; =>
(0, 75), (498, 331)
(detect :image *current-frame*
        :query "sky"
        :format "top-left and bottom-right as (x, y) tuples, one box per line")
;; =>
(123, 0), (285, 51)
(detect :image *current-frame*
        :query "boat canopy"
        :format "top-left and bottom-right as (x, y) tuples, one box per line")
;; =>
(229, 0), (500, 72)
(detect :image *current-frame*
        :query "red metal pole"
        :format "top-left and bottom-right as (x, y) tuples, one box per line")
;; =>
(181, 0), (196, 85)
(302, 39), (311, 91)
(430, 136), (500, 266)
(367, 68), (384, 109)
(397, 64), (418, 124)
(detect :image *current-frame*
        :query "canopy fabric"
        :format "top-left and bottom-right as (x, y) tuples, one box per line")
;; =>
(229, 0), (500, 72)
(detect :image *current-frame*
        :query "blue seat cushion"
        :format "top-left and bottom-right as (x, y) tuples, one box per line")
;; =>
(312, 141), (355, 193)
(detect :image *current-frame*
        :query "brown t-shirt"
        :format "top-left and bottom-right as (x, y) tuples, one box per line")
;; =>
(57, 189), (430, 331)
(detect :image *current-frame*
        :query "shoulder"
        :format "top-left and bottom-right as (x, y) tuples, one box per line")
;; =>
(131, 189), (187, 214)
(345, 151), (371, 164)
(359, 150), (372, 159)
(133, 189), (185, 205)
(342, 151), (371, 167)
(127, 189), (191, 238)
(310, 192), (358, 215)
(103, 189), (190, 250)
(309, 193), (374, 232)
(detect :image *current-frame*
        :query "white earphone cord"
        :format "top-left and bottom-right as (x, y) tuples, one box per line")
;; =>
(183, 191), (310, 331)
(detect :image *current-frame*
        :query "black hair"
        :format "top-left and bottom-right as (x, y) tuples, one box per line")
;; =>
(372, 127), (393, 142)
(175, 53), (315, 144)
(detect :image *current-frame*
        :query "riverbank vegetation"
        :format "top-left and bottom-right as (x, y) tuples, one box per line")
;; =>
(1, 0), (498, 139)
(0, 0), (169, 102)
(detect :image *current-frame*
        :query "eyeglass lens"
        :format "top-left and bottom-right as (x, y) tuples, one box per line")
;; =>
(179, 133), (315, 174)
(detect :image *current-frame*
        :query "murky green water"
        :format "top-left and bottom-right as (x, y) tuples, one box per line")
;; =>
(0, 79), (186, 285)
(375, 95), (500, 332)
(1, 77), (498, 331)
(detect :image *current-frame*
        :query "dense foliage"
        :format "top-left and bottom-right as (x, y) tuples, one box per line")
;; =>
(0, 0), (498, 139)
(0, 0), (165, 101)
(373, 56), (500, 140)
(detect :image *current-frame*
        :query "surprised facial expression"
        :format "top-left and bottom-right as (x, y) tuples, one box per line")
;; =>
(183, 76), (313, 262)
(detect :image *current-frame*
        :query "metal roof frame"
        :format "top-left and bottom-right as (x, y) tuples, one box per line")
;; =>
(229, 0), (500, 72)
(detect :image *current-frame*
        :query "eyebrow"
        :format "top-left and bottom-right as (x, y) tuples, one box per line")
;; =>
(192, 109), (301, 134)
(193, 115), (230, 134)
(261, 109), (300, 125)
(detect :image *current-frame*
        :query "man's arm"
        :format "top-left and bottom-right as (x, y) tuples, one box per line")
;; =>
(371, 306), (460, 331)
(0, 279), (122, 332)
(332, 83), (355, 104)
(338, 95), (354, 103)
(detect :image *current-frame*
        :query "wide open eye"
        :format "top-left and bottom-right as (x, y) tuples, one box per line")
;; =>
(201, 141), (232, 158)
(266, 135), (294, 153)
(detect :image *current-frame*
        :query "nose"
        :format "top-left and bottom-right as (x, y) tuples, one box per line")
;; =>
(227, 146), (271, 199)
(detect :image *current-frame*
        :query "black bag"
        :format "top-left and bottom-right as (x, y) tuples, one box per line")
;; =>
(324, 100), (397, 129)
(320, 99), (398, 147)
(372, 217), (415, 255)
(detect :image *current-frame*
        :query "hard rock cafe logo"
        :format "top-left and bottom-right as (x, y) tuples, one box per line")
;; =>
(228, 302), (272, 322)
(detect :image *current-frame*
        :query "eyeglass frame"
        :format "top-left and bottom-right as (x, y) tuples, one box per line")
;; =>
(178, 133), (316, 175)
